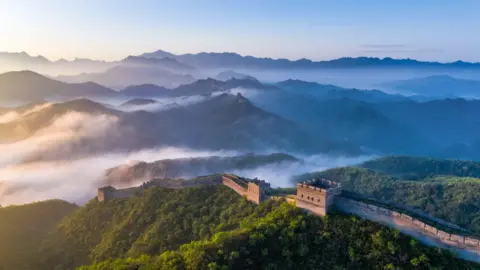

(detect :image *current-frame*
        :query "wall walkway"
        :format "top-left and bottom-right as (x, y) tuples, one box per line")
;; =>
(335, 197), (480, 262)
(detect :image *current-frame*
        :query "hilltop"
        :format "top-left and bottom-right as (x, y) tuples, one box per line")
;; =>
(215, 70), (256, 81)
(119, 92), (360, 154)
(0, 200), (77, 270)
(120, 98), (159, 107)
(0, 70), (120, 102)
(296, 156), (480, 233)
(1, 181), (474, 270)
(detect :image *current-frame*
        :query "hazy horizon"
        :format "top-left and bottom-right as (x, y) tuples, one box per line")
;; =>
(2, 0), (480, 62)
(3, 49), (480, 64)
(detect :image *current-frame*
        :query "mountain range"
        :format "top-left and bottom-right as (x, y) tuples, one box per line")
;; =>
(0, 91), (361, 161)
(0, 71), (270, 101)
(4, 50), (480, 93)
(55, 63), (196, 89)
(0, 70), (278, 101)
(3, 51), (480, 78)
(0, 70), (119, 102)
(246, 81), (480, 159)
(141, 49), (480, 69)
(2, 70), (480, 160)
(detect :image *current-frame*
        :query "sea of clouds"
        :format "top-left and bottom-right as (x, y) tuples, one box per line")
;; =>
(0, 98), (371, 206)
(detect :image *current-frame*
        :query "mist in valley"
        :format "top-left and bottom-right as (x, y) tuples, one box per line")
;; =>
(0, 101), (371, 205)
(2, 50), (480, 206)
(2, 57), (480, 206)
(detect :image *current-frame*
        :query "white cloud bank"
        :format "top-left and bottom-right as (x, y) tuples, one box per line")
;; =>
(0, 100), (371, 206)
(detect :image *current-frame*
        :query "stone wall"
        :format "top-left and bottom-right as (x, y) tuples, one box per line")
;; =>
(99, 174), (268, 205)
(296, 183), (327, 208)
(335, 197), (480, 255)
(295, 179), (342, 216)
(247, 182), (261, 204)
(221, 175), (248, 197)
(221, 175), (267, 204)
(97, 186), (137, 202)
(342, 191), (467, 232)
(295, 198), (327, 216)
(97, 175), (479, 261)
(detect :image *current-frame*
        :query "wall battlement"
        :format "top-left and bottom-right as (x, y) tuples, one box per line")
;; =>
(335, 197), (480, 254)
(295, 178), (342, 216)
(220, 174), (270, 203)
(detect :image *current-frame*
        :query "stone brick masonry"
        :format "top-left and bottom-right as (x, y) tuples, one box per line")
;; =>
(98, 174), (269, 205)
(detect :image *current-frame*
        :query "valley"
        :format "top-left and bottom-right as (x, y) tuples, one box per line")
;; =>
(2, 40), (480, 269)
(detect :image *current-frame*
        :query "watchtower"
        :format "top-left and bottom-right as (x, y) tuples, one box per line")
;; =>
(97, 186), (116, 202)
(295, 178), (342, 216)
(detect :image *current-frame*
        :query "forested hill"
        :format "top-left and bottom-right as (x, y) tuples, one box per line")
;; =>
(0, 180), (476, 269)
(0, 200), (77, 270)
(297, 156), (480, 233)
(361, 156), (480, 180)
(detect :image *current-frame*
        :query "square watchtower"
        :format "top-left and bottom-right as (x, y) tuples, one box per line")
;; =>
(97, 186), (116, 202)
(295, 178), (342, 216)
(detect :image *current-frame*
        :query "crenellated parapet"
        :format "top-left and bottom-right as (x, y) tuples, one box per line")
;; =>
(335, 196), (480, 255)
(221, 174), (270, 204)
(295, 178), (342, 216)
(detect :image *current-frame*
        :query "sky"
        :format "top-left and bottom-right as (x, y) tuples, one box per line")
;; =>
(1, 0), (480, 62)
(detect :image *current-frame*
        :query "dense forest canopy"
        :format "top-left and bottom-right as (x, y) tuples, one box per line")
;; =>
(79, 196), (473, 269)
(361, 156), (480, 180)
(0, 200), (77, 270)
(0, 180), (477, 269)
(34, 184), (274, 270)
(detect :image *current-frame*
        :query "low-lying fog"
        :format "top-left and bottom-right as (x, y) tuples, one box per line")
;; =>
(0, 102), (371, 205)
(4, 64), (479, 207)
(222, 68), (480, 90)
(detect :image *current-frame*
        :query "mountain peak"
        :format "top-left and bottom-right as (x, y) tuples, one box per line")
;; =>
(0, 70), (52, 81)
(122, 55), (195, 72)
(208, 92), (253, 107)
(121, 98), (159, 107)
(55, 98), (117, 114)
(215, 70), (256, 81)
(140, 49), (176, 59)
(0, 70), (119, 101)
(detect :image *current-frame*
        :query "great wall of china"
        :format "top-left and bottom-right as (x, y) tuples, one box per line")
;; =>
(98, 174), (271, 204)
(98, 174), (480, 260)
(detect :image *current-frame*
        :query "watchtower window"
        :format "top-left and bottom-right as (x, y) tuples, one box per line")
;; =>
(301, 194), (304, 198)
